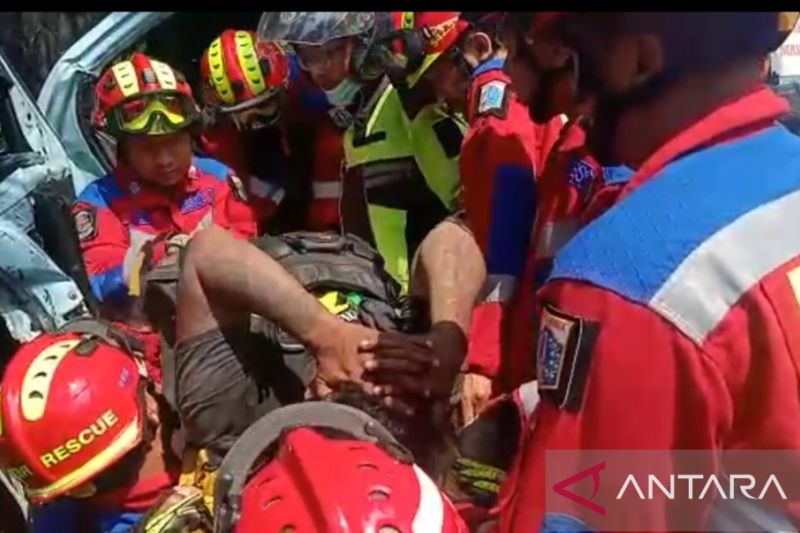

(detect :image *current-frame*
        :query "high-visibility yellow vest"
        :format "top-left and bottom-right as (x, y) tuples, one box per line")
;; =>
(343, 80), (466, 290)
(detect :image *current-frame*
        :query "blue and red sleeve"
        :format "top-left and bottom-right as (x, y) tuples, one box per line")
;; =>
(73, 179), (131, 305)
(461, 122), (537, 378)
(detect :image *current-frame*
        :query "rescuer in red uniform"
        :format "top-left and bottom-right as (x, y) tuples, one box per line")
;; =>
(72, 53), (257, 383)
(198, 29), (350, 234)
(197, 30), (295, 230)
(453, 13), (564, 422)
(497, 12), (800, 532)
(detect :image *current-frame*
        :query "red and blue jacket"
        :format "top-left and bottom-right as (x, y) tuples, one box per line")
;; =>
(500, 87), (800, 532)
(72, 156), (257, 310)
(459, 57), (564, 386)
(201, 55), (350, 233)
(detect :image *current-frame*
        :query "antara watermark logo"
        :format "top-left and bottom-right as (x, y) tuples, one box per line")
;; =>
(545, 450), (800, 532)
(615, 473), (787, 501)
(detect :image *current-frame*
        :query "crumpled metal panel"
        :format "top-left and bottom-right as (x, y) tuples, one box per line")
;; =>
(0, 218), (87, 341)
(0, 47), (90, 342)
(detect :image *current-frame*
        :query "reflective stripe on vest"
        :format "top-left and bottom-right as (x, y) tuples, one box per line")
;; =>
(344, 84), (416, 290)
(343, 84), (463, 290)
(312, 180), (342, 200)
(404, 102), (465, 211)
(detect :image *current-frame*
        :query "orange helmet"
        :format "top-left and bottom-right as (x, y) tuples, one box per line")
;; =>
(92, 52), (199, 137)
(214, 402), (468, 533)
(0, 321), (148, 504)
(199, 30), (290, 129)
(382, 12), (472, 88)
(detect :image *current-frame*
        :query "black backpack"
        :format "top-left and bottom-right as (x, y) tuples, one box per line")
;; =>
(143, 231), (411, 349)
(247, 232), (409, 350)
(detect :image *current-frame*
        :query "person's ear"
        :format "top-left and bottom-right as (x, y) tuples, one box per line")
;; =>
(462, 31), (494, 68)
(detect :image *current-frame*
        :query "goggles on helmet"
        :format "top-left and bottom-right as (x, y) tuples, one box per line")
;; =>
(108, 92), (198, 136)
(229, 92), (285, 131)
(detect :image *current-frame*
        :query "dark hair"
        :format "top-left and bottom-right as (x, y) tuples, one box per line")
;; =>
(328, 383), (449, 468)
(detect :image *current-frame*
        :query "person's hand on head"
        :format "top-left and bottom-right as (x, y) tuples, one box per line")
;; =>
(360, 321), (468, 416)
(306, 319), (380, 399)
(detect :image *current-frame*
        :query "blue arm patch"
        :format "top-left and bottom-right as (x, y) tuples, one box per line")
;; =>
(77, 175), (124, 209)
(193, 157), (233, 182)
(486, 164), (536, 277)
(602, 164), (634, 186)
(95, 510), (144, 532)
(90, 265), (127, 304)
(288, 52), (301, 83)
(32, 499), (81, 533)
(550, 125), (800, 304)
(541, 512), (596, 533)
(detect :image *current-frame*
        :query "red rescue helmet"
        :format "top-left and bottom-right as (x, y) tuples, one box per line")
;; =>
(199, 30), (290, 130)
(382, 12), (472, 88)
(213, 402), (468, 533)
(0, 320), (149, 504)
(92, 52), (199, 138)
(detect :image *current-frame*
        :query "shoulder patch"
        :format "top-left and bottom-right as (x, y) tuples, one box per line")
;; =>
(536, 304), (599, 412)
(73, 205), (98, 242)
(227, 173), (248, 203)
(476, 80), (509, 119)
(432, 118), (464, 159)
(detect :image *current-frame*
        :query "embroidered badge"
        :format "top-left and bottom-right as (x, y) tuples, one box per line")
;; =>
(73, 206), (98, 242)
(477, 80), (508, 118)
(227, 174), (248, 203)
(536, 304), (599, 412)
(180, 188), (215, 214)
(567, 159), (596, 201)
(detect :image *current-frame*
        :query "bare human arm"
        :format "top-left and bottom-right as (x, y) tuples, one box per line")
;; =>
(364, 218), (486, 408)
(175, 225), (378, 392)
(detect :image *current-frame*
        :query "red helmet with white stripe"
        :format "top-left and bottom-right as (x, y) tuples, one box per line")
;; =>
(199, 30), (290, 130)
(0, 321), (148, 504)
(213, 402), (468, 533)
(93, 52), (199, 137)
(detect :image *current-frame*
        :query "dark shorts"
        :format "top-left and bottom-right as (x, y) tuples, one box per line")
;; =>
(170, 326), (313, 460)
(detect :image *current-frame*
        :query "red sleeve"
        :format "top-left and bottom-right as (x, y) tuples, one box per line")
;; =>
(534, 115), (568, 174)
(460, 121), (536, 379)
(499, 281), (731, 531)
(213, 175), (258, 239)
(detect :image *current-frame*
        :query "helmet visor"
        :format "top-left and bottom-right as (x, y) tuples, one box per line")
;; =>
(258, 12), (375, 46)
(111, 92), (197, 136)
